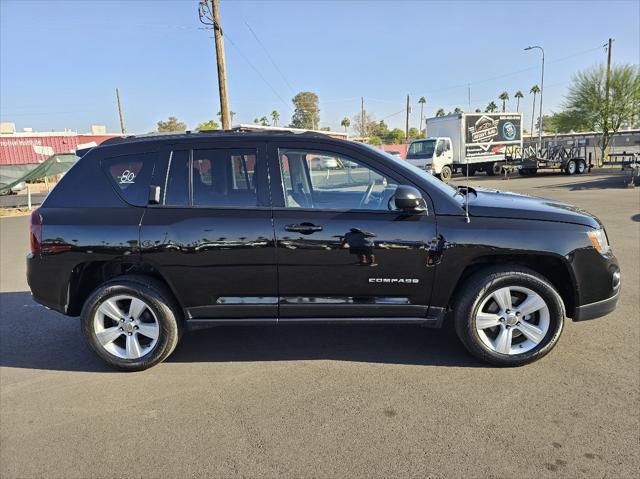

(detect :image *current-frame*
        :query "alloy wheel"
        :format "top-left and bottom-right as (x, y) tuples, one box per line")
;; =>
(475, 286), (550, 355)
(93, 294), (160, 359)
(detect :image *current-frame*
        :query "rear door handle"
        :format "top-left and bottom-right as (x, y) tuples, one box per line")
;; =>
(284, 222), (323, 234)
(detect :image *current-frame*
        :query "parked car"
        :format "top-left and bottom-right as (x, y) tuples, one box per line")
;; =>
(0, 181), (26, 195)
(27, 131), (620, 370)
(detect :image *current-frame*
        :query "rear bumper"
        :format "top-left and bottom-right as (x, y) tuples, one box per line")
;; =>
(26, 253), (69, 315)
(573, 288), (620, 321)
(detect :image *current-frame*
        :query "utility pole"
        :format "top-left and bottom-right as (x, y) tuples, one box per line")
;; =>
(199, 0), (231, 129)
(405, 94), (410, 140)
(361, 96), (365, 137)
(115, 88), (126, 135)
(604, 38), (614, 165)
(467, 84), (471, 112)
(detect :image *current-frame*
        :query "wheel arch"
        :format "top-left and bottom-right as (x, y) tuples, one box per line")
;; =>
(448, 254), (578, 319)
(66, 260), (184, 317)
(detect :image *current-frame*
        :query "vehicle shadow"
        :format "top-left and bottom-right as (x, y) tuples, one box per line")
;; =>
(0, 292), (483, 372)
(532, 174), (630, 191)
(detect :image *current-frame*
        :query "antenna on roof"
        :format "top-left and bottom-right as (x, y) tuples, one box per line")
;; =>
(464, 112), (470, 223)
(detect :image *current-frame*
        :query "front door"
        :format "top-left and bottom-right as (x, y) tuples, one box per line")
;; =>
(140, 140), (278, 321)
(268, 141), (438, 319)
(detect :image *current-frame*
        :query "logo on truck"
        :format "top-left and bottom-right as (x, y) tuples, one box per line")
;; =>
(502, 121), (517, 141)
(468, 116), (499, 143)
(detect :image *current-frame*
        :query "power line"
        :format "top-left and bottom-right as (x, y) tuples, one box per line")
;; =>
(244, 22), (296, 94)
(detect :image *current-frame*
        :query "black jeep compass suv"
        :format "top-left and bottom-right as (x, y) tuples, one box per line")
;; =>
(27, 131), (620, 370)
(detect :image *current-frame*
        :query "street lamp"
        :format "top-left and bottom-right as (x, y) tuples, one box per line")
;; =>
(525, 45), (545, 152)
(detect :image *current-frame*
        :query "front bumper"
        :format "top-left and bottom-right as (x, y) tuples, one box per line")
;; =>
(573, 288), (620, 321)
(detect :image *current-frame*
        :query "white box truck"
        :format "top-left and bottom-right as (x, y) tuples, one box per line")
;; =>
(406, 112), (523, 181)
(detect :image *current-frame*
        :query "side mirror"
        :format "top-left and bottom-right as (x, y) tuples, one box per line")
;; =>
(394, 185), (426, 212)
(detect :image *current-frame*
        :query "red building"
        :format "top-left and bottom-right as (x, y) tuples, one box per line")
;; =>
(0, 130), (116, 166)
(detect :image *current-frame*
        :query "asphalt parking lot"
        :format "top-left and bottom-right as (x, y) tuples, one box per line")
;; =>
(1, 169), (638, 478)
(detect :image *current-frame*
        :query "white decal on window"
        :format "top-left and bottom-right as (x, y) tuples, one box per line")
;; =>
(119, 170), (136, 184)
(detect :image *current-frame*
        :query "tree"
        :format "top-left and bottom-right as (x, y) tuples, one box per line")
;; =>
(352, 111), (376, 137)
(259, 116), (269, 126)
(271, 110), (280, 126)
(157, 116), (186, 132)
(435, 108), (445, 117)
(475, 108), (482, 113)
(529, 85), (541, 136)
(340, 117), (351, 132)
(387, 128), (405, 144)
(368, 136), (382, 146)
(408, 127), (423, 139)
(418, 96), (426, 132)
(485, 101), (498, 113)
(290, 91), (320, 129)
(499, 91), (509, 112)
(561, 64), (639, 162)
(453, 107), (463, 114)
(514, 91), (524, 112)
(196, 119), (220, 131)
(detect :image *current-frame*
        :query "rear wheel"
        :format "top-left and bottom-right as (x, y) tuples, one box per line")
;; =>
(439, 165), (452, 182)
(487, 162), (503, 176)
(453, 267), (564, 366)
(81, 276), (183, 371)
(565, 160), (577, 175)
(576, 160), (586, 174)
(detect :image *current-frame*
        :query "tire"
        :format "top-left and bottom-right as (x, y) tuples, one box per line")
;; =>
(81, 275), (183, 371)
(487, 162), (503, 176)
(453, 266), (565, 367)
(439, 165), (452, 182)
(576, 160), (586, 174)
(467, 167), (477, 176)
(565, 160), (577, 175)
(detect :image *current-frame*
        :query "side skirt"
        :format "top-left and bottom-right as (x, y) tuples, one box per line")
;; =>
(186, 314), (444, 331)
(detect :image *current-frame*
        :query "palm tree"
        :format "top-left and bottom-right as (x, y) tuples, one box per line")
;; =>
(418, 96), (426, 132)
(259, 116), (269, 126)
(217, 111), (236, 124)
(530, 85), (541, 136)
(435, 108), (445, 117)
(271, 110), (280, 126)
(498, 91), (509, 112)
(453, 107), (462, 114)
(514, 91), (524, 112)
(485, 101), (498, 113)
(340, 117), (351, 132)
(475, 108), (482, 113)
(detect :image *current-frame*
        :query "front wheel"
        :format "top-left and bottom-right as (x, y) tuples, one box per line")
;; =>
(81, 276), (183, 371)
(453, 267), (565, 366)
(439, 165), (452, 182)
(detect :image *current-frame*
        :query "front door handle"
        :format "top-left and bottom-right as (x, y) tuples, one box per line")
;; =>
(284, 222), (323, 234)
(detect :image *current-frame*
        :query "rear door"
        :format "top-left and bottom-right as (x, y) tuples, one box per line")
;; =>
(140, 140), (278, 321)
(268, 140), (438, 319)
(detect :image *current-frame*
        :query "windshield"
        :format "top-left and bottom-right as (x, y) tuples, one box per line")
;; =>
(407, 139), (436, 158)
(360, 143), (461, 202)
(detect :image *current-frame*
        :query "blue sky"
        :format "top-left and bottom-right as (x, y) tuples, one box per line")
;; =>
(1, 0), (639, 134)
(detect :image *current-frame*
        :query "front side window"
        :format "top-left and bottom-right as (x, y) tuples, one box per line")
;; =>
(278, 148), (397, 211)
(102, 152), (156, 206)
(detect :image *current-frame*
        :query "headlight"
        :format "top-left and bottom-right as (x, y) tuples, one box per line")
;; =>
(587, 228), (610, 255)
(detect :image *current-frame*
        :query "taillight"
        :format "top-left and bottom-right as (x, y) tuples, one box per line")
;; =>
(30, 208), (42, 254)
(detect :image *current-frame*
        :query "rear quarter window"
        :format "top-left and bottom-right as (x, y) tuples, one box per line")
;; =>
(101, 153), (156, 206)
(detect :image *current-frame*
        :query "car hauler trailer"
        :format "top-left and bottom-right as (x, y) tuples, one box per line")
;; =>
(406, 112), (523, 181)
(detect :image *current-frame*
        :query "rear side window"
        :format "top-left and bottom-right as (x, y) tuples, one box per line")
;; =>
(101, 153), (155, 206)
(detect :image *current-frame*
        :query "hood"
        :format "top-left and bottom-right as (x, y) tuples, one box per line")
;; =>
(467, 188), (601, 228)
